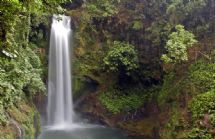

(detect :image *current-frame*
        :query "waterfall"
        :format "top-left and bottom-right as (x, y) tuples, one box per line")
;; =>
(47, 15), (74, 128)
(38, 14), (129, 139)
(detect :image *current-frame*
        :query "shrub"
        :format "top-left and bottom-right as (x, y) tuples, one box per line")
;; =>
(161, 25), (197, 64)
(103, 41), (138, 74)
(184, 128), (213, 139)
(0, 47), (45, 123)
(189, 91), (215, 120)
(99, 87), (152, 114)
(188, 60), (215, 92)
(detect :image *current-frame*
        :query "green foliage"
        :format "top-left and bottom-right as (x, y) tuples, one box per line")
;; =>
(188, 60), (215, 92)
(0, 0), (62, 125)
(160, 104), (183, 139)
(157, 73), (175, 105)
(166, 0), (207, 26)
(99, 93), (142, 114)
(103, 41), (138, 74)
(6, 101), (40, 139)
(166, 107), (180, 129)
(99, 87), (154, 114)
(0, 0), (71, 49)
(73, 46), (110, 84)
(69, 0), (215, 138)
(159, 55), (215, 139)
(0, 105), (7, 124)
(189, 91), (215, 120)
(161, 25), (197, 64)
(146, 21), (172, 47)
(25, 46), (41, 68)
(0, 47), (45, 123)
(184, 128), (213, 139)
(85, 0), (119, 17)
(132, 21), (143, 30)
(0, 133), (14, 139)
(157, 72), (186, 105)
(209, 113), (215, 126)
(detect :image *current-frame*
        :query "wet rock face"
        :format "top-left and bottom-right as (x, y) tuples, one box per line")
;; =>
(145, 101), (159, 116)
(33, 93), (47, 125)
(119, 117), (160, 139)
(79, 112), (108, 126)
(117, 101), (162, 139)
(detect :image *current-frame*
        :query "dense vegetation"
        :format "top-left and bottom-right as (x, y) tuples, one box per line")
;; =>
(0, 0), (215, 139)
(71, 0), (215, 138)
(0, 0), (70, 138)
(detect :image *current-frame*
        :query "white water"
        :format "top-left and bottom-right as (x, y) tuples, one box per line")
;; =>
(47, 15), (74, 128)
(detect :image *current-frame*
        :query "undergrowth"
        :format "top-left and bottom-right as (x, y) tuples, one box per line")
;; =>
(99, 87), (156, 114)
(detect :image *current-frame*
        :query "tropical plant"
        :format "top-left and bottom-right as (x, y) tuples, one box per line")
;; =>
(161, 25), (197, 64)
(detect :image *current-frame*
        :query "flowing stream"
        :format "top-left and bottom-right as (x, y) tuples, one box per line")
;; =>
(38, 15), (131, 139)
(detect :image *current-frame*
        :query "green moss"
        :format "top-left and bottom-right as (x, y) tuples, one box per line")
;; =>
(5, 100), (39, 139)
(73, 77), (85, 95)
(157, 73), (175, 105)
(157, 72), (186, 106)
(160, 104), (183, 139)
(0, 135), (14, 139)
(0, 126), (16, 139)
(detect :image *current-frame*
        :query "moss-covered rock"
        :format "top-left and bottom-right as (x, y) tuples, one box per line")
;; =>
(0, 100), (40, 139)
(0, 125), (16, 139)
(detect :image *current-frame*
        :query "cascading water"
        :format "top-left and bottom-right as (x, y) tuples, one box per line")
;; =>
(47, 15), (74, 128)
(38, 14), (131, 139)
